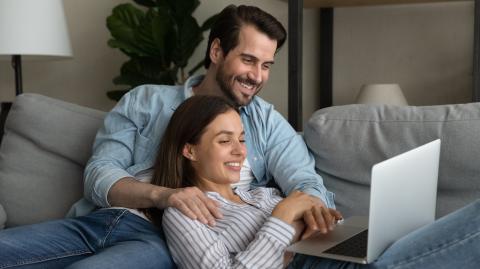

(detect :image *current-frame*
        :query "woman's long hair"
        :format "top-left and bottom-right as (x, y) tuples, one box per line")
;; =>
(145, 95), (239, 225)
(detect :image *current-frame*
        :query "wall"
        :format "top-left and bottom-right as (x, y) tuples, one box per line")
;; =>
(333, 1), (473, 106)
(0, 0), (474, 122)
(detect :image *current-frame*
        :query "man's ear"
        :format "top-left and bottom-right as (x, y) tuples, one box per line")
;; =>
(182, 144), (197, 161)
(209, 38), (223, 65)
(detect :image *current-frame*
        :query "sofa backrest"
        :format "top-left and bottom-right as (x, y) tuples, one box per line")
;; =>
(304, 103), (480, 218)
(0, 94), (106, 228)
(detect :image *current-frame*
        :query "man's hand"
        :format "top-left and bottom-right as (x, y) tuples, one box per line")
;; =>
(159, 187), (223, 226)
(301, 195), (343, 240)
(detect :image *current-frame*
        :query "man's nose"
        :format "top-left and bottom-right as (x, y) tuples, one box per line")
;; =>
(248, 65), (262, 84)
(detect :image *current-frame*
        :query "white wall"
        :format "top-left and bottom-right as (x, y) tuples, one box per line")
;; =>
(0, 0), (475, 122)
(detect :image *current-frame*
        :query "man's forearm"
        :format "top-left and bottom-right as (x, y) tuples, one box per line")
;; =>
(107, 177), (171, 209)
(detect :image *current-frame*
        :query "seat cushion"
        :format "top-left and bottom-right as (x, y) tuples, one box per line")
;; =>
(304, 103), (480, 218)
(0, 94), (105, 228)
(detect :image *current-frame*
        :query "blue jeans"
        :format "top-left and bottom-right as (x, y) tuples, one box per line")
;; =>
(0, 209), (175, 269)
(288, 199), (480, 269)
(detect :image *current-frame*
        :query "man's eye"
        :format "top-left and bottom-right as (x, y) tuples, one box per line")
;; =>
(239, 139), (246, 143)
(219, 140), (230, 144)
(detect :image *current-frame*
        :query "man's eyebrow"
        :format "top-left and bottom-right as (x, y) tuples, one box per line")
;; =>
(240, 53), (275, 65)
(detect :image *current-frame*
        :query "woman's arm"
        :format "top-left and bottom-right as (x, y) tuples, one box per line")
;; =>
(162, 207), (295, 269)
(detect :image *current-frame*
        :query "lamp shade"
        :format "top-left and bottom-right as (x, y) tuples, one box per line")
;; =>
(355, 84), (408, 106)
(0, 0), (72, 59)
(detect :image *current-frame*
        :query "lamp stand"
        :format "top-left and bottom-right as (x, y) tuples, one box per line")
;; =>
(12, 55), (23, 95)
(0, 55), (23, 144)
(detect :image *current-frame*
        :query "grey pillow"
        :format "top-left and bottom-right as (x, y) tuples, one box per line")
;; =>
(304, 103), (480, 218)
(0, 94), (105, 228)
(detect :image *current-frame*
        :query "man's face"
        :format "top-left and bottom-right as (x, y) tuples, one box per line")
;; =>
(215, 25), (277, 106)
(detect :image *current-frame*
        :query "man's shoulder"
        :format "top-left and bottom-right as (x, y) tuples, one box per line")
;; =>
(129, 84), (183, 100)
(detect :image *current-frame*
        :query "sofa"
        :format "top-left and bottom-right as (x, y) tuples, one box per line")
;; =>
(0, 93), (479, 230)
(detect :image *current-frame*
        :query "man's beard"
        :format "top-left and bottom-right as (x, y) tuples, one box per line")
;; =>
(215, 64), (261, 107)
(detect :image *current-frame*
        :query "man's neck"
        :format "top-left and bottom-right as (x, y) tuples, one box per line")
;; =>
(192, 69), (222, 96)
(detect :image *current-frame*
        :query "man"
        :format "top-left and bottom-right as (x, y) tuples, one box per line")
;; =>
(0, 5), (334, 268)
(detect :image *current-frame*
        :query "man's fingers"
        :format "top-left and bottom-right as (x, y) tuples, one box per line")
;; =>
(301, 210), (318, 240)
(320, 207), (335, 230)
(313, 206), (328, 233)
(185, 198), (210, 225)
(175, 201), (198, 221)
(198, 194), (223, 220)
(193, 197), (218, 226)
(330, 209), (343, 222)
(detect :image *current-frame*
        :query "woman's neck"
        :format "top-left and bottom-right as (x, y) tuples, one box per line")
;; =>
(196, 179), (245, 204)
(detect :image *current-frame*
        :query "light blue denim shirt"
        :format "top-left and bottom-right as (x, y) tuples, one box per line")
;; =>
(71, 75), (334, 217)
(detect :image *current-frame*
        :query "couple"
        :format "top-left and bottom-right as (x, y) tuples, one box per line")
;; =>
(0, 4), (479, 269)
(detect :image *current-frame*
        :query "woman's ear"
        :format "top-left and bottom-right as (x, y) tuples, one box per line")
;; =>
(182, 144), (197, 161)
(209, 38), (223, 65)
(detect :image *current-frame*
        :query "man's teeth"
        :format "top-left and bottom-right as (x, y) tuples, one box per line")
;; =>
(225, 162), (241, 167)
(239, 81), (254, 90)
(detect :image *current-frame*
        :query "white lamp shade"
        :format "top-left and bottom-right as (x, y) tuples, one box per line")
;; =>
(0, 0), (72, 59)
(355, 84), (408, 106)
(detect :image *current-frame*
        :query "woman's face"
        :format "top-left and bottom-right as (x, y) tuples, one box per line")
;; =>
(185, 109), (246, 186)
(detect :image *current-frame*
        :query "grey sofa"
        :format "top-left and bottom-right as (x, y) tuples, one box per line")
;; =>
(0, 94), (105, 229)
(0, 94), (479, 230)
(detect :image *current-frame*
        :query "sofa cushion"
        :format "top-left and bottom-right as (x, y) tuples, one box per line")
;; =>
(0, 203), (5, 229)
(304, 103), (480, 218)
(0, 94), (106, 228)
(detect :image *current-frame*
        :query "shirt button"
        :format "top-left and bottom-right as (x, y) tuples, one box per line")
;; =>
(254, 157), (258, 161)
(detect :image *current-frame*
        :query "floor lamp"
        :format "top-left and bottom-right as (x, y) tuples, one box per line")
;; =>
(0, 0), (72, 140)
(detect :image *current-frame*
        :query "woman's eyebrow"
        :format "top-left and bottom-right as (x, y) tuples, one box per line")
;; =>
(214, 130), (245, 136)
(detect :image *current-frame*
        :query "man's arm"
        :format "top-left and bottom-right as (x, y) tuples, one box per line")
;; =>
(262, 107), (336, 208)
(108, 177), (221, 225)
(83, 87), (221, 224)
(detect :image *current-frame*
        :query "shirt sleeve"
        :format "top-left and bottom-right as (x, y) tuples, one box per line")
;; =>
(83, 87), (148, 207)
(263, 107), (336, 209)
(162, 208), (295, 269)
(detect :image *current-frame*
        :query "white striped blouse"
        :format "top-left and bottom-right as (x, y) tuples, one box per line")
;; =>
(162, 187), (295, 269)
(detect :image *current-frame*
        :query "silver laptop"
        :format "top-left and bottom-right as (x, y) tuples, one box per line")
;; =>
(287, 139), (441, 264)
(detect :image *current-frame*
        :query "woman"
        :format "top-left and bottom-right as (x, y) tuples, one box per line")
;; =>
(147, 95), (480, 269)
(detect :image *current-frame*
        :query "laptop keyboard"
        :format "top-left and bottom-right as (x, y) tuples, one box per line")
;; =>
(323, 230), (368, 258)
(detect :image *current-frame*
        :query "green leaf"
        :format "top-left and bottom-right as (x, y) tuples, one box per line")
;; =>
(167, 0), (199, 19)
(107, 4), (146, 56)
(107, 39), (146, 56)
(134, 9), (163, 58)
(133, 0), (156, 7)
(113, 59), (177, 88)
(174, 16), (203, 68)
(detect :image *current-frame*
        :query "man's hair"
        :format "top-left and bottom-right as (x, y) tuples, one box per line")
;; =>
(204, 4), (287, 68)
(144, 95), (238, 226)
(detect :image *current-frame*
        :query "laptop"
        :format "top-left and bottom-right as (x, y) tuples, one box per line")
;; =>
(287, 139), (441, 264)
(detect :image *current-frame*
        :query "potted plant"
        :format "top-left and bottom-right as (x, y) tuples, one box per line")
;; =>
(106, 0), (218, 100)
